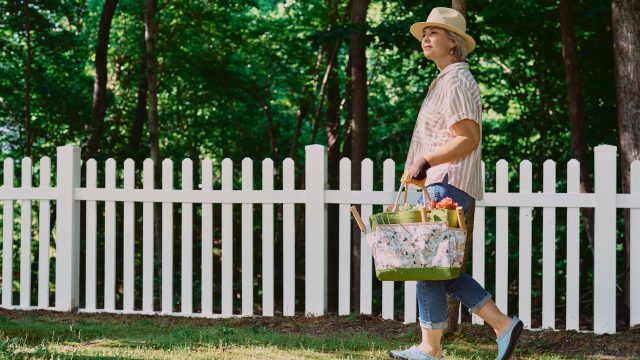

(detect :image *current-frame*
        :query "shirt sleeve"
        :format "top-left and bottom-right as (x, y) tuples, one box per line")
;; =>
(444, 83), (482, 128)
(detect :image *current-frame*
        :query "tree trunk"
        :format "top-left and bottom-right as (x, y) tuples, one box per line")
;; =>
(145, 0), (162, 277)
(324, 0), (342, 314)
(612, 0), (640, 324)
(326, 59), (341, 312)
(86, 0), (119, 159)
(308, 0), (351, 147)
(342, 55), (353, 159)
(451, 0), (466, 17)
(559, 0), (595, 255)
(446, 0), (466, 332)
(24, 0), (32, 158)
(257, 94), (279, 163)
(341, 54), (355, 308)
(290, 49), (323, 161)
(309, 41), (341, 145)
(349, 0), (368, 314)
(130, 41), (148, 164)
(145, 0), (160, 165)
(339, 0), (354, 161)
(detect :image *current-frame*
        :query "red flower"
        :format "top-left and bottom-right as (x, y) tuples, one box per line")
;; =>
(428, 199), (437, 209)
(437, 197), (457, 210)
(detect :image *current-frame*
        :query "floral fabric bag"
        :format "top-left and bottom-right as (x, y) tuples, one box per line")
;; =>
(351, 182), (467, 281)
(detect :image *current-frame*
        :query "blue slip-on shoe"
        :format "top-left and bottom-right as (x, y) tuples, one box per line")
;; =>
(389, 346), (442, 360)
(496, 316), (524, 360)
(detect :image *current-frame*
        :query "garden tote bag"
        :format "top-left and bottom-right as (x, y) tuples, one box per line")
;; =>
(351, 181), (467, 281)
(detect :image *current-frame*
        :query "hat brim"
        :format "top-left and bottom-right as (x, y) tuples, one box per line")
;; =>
(410, 22), (476, 53)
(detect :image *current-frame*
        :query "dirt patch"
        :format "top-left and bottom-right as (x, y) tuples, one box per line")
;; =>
(441, 319), (640, 359)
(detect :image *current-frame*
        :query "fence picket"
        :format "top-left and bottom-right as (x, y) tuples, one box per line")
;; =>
(142, 159), (154, 313)
(2, 158), (13, 307)
(201, 159), (213, 316)
(181, 159), (193, 314)
(382, 159), (395, 320)
(262, 159), (274, 316)
(85, 159), (97, 311)
(496, 160), (509, 314)
(472, 161), (486, 325)
(631, 160), (640, 327)
(123, 159), (135, 312)
(305, 146), (328, 315)
(518, 160), (532, 329)
(221, 158), (233, 316)
(104, 159), (116, 311)
(566, 160), (580, 330)
(339, 158), (351, 315)
(282, 158), (295, 316)
(54, 146), (81, 311)
(542, 160), (556, 329)
(404, 281), (417, 323)
(241, 158), (253, 316)
(162, 159), (174, 313)
(37, 157), (51, 308)
(593, 145), (617, 334)
(360, 159), (373, 315)
(20, 157), (32, 307)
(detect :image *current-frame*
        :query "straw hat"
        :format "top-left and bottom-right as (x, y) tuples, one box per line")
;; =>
(410, 7), (476, 53)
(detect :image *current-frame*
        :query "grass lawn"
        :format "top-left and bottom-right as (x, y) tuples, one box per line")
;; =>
(0, 308), (638, 359)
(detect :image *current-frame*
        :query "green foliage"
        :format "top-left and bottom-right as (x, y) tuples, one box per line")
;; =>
(0, 0), (622, 319)
(1, 0), (617, 166)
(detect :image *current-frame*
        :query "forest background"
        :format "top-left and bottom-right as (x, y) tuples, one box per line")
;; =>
(1, 0), (639, 330)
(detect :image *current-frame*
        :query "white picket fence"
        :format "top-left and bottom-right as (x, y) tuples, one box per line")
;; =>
(0, 144), (638, 335)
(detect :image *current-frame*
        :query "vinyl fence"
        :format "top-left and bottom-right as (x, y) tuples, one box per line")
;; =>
(0, 144), (638, 335)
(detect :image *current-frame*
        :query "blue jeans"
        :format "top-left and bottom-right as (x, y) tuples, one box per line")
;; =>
(416, 174), (492, 329)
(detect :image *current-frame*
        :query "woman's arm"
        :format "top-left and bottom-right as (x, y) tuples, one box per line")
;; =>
(403, 119), (481, 185)
(424, 119), (480, 166)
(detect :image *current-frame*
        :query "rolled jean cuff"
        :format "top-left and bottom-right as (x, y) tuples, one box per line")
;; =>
(419, 320), (449, 330)
(468, 293), (492, 314)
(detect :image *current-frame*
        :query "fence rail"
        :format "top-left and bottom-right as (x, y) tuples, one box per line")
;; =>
(0, 144), (638, 335)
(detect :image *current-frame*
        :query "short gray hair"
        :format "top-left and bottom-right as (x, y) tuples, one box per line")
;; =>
(445, 30), (469, 61)
(423, 26), (469, 61)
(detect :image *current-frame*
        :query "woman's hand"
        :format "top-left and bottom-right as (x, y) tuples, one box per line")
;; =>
(401, 157), (431, 186)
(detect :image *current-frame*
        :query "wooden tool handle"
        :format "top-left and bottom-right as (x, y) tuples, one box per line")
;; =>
(420, 207), (428, 222)
(350, 206), (367, 233)
(456, 206), (466, 230)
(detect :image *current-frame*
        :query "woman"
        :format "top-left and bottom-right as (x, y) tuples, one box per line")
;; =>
(390, 7), (523, 360)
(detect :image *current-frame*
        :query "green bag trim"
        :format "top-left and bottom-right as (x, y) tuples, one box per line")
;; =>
(429, 209), (459, 228)
(376, 267), (461, 281)
(369, 209), (459, 231)
(369, 210), (423, 231)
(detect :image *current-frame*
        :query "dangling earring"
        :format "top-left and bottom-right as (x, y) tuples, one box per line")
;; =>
(449, 48), (454, 55)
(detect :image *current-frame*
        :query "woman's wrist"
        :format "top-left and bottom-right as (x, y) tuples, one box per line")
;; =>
(423, 154), (435, 166)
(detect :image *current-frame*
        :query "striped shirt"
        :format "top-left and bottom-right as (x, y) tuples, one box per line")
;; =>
(404, 61), (483, 200)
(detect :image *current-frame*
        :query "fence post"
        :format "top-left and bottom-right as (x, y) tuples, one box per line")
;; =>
(593, 144), (617, 334)
(305, 144), (328, 315)
(55, 145), (81, 311)
(631, 160), (640, 327)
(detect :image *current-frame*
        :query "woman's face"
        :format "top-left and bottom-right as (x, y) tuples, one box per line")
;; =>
(421, 27), (453, 60)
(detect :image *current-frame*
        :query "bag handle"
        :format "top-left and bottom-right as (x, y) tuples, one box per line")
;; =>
(392, 181), (432, 212)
